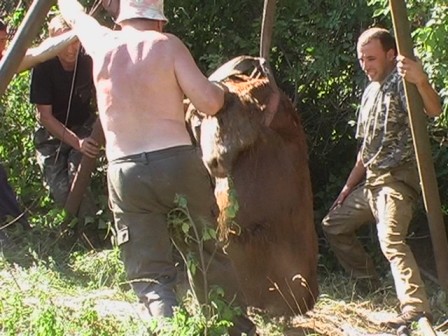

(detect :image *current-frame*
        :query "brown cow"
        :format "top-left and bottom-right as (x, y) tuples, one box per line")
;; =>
(186, 56), (318, 316)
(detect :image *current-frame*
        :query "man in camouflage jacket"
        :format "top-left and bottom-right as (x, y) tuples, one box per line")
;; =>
(322, 27), (442, 329)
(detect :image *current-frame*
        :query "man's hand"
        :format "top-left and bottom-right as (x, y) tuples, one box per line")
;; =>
(79, 137), (100, 158)
(396, 55), (428, 86)
(330, 185), (353, 210)
(397, 54), (442, 117)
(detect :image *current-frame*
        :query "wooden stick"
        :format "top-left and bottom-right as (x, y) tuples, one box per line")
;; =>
(418, 317), (437, 336)
(64, 118), (105, 216)
(389, 0), (448, 291)
(0, 0), (56, 96)
(260, 0), (276, 60)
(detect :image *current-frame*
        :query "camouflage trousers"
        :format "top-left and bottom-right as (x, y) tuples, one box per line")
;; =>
(322, 164), (430, 314)
(34, 122), (96, 220)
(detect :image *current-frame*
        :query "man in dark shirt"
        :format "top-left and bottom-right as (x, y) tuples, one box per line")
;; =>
(29, 15), (99, 220)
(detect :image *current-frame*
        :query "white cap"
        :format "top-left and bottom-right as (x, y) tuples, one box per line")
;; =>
(116, 0), (168, 24)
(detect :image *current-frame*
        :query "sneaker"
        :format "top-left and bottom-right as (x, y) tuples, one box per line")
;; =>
(382, 310), (431, 329)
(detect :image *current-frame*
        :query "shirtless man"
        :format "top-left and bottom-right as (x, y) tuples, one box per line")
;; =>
(57, 0), (255, 334)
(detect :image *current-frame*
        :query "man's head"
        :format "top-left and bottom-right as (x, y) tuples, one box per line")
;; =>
(357, 27), (397, 82)
(115, 0), (168, 25)
(0, 19), (8, 57)
(48, 15), (80, 68)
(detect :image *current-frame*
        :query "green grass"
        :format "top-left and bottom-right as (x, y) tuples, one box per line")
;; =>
(1, 221), (447, 336)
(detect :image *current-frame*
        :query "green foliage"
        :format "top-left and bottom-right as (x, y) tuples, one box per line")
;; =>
(31, 304), (64, 336)
(0, 292), (32, 336)
(70, 248), (127, 289)
(166, 0), (262, 74)
(149, 293), (235, 336)
(0, 240), (143, 336)
(0, 72), (46, 209)
(412, 4), (448, 118)
(266, 0), (374, 220)
(166, 194), (243, 335)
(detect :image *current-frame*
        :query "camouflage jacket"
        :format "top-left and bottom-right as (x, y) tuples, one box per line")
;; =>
(356, 68), (415, 171)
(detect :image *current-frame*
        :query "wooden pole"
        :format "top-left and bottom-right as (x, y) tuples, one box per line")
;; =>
(260, 0), (276, 60)
(389, 0), (448, 291)
(417, 317), (437, 336)
(0, 0), (56, 96)
(64, 118), (105, 216)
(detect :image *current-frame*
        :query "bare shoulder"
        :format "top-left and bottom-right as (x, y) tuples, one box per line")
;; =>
(90, 29), (122, 53)
(77, 25), (115, 58)
(162, 32), (189, 51)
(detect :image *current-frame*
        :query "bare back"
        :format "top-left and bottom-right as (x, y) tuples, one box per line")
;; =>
(63, 12), (225, 161)
(91, 29), (190, 160)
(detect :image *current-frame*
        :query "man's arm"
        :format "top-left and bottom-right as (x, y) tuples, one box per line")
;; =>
(331, 150), (366, 209)
(35, 105), (99, 158)
(397, 55), (442, 117)
(17, 31), (77, 73)
(58, 0), (110, 56)
(172, 36), (225, 115)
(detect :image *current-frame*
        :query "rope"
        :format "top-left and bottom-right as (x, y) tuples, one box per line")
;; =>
(54, 0), (102, 162)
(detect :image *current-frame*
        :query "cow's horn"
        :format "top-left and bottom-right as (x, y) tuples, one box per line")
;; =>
(208, 55), (262, 82)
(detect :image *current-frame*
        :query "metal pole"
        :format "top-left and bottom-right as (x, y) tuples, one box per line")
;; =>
(389, 0), (448, 291)
(0, 0), (56, 96)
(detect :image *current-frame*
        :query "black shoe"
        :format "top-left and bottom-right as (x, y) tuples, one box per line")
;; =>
(382, 310), (432, 329)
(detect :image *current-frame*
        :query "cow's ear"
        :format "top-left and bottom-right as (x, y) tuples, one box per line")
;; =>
(263, 91), (280, 126)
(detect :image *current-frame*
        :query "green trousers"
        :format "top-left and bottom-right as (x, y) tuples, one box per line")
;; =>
(107, 145), (254, 335)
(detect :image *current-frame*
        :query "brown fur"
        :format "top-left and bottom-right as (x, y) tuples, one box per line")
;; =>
(188, 74), (318, 316)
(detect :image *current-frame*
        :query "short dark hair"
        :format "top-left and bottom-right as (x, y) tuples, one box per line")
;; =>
(357, 27), (397, 54)
(0, 19), (7, 32)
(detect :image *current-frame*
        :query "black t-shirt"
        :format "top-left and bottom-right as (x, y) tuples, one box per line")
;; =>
(30, 52), (95, 128)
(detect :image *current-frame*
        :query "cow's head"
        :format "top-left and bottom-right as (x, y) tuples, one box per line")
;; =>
(187, 56), (280, 178)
